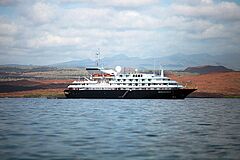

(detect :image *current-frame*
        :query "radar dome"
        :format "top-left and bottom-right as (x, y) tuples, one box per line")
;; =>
(115, 66), (121, 73)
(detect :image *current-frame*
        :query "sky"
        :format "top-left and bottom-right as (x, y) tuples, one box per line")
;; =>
(0, 0), (240, 65)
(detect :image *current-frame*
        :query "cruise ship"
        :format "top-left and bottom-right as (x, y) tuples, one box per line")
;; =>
(64, 66), (196, 99)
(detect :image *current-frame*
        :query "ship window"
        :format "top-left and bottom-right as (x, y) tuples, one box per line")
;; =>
(120, 75), (123, 77)
(135, 79), (138, 81)
(129, 79), (133, 82)
(138, 75), (140, 77)
(117, 79), (120, 81)
(123, 79), (126, 81)
(148, 83), (151, 86)
(126, 75), (129, 77)
(135, 83), (138, 86)
(148, 79), (151, 81)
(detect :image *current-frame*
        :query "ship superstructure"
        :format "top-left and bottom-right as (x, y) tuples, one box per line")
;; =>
(64, 66), (196, 99)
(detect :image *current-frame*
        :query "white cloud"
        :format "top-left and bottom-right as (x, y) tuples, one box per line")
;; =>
(27, 2), (57, 24)
(0, 20), (18, 35)
(0, 36), (14, 46)
(201, 24), (225, 39)
(102, 0), (158, 7)
(60, 0), (158, 7)
(27, 33), (83, 48)
(171, 1), (240, 21)
(173, 0), (213, 5)
(0, 0), (240, 65)
(58, 7), (161, 30)
(112, 10), (160, 29)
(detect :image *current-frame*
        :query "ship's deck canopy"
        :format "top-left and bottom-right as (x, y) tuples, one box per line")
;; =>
(86, 67), (116, 75)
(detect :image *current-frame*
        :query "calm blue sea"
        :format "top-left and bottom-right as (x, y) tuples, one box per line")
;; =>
(0, 98), (239, 160)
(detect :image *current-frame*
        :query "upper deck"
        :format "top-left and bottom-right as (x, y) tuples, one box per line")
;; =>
(67, 71), (184, 90)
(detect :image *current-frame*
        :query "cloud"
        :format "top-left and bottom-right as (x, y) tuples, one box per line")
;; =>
(0, 0), (17, 6)
(58, 7), (161, 30)
(27, 33), (85, 48)
(101, 0), (158, 7)
(171, 1), (240, 21)
(0, 18), (18, 35)
(24, 2), (57, 24)
(60, 0), (158, 7)
(0, 0), (240, 65)
(173, 0), (213, 5)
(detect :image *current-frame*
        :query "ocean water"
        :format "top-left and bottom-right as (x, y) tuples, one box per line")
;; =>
(0, 98), (239, 160)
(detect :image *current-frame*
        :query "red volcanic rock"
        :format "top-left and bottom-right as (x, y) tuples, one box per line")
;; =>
(169, 72), (240, 96)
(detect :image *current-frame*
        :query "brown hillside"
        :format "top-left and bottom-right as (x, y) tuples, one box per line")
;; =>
(169, 72), (240, 96)
(0, 79), (73, 94)
(0, 72), (239, 98)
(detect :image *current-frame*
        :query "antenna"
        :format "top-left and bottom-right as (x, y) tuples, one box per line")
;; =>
(160, 69), (164, 77)
(153, 58), (155, 74)
(159, 60), (164, 77)
(159, 57), (161, 75)
(96, 48), (100, 67)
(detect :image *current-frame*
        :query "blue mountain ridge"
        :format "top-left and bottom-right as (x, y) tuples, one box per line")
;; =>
(49, 53), (240, 70)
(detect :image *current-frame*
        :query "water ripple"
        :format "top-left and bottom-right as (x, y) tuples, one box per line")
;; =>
(0, 98), (240, 160)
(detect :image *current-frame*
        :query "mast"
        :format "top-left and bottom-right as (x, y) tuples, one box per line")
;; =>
(160, 69), (164, 77)
(153, 58), (155, 75)
(96, 48), (100, 67)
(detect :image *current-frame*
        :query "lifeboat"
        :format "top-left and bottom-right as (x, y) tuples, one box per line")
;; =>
(93, 73), (113, 77)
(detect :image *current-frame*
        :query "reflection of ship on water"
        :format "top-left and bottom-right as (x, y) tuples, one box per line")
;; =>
(64, 52), (196, 99)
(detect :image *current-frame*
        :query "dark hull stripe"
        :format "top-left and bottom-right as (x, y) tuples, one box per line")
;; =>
(64, 89), (196, 99)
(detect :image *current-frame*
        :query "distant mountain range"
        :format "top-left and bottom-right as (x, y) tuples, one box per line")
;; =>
(50, 53), (240, 70)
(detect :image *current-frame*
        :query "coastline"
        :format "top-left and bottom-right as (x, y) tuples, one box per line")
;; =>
(0, 71), (239, 99)
(0, 90), (239, 99)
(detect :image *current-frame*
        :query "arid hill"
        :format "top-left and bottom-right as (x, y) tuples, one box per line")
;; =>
(0, 65), (239, 98)
(0, 79), (73, 98)
(184, 65), (233, 74)
(169, 71), (240, 97)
